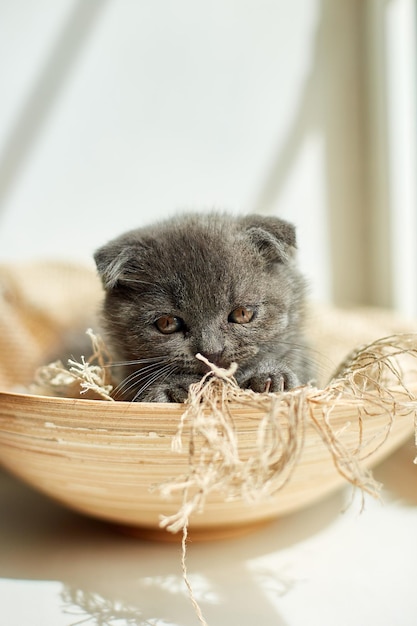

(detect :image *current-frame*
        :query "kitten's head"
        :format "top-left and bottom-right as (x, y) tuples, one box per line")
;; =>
(94, 213), (306, 385)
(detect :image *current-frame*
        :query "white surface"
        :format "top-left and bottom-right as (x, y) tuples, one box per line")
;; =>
(0, 0), (319, 253)
(0, 0), (355, 305)
(1, 438), (417, 626)
(1, 2), (415, 307)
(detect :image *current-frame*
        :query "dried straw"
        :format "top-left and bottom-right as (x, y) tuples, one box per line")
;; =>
(158, 337), (417, 532)
(32, 329), (114, 400)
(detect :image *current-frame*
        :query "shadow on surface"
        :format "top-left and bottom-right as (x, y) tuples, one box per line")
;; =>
(374, 437), (417, 506)
(1, 431), (415, 625)
(0, 465), (346, 626)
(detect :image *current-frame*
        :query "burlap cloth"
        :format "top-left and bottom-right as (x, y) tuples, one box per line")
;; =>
(0, 261), (416, 393)
(0, 262), (102, 391)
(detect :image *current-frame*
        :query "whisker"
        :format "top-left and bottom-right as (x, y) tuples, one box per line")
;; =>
(113, 361), (167, 399)
(104, 356), (170, 369)
(132, 364), (178, 402)
(129, 366), (170, 402)
(120, 277), (155, 286)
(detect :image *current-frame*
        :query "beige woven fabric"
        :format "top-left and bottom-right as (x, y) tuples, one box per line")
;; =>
(306, 303), (417, 385)
(0, 262), (102, 391)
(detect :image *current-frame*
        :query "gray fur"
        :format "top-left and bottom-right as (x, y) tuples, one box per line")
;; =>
(94, 212), (314, 402)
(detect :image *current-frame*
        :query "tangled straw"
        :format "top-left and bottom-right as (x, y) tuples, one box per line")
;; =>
(158, 337), (417, 532)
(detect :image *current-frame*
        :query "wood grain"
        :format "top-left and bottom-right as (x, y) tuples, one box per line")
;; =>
(0, 387), (414, 537)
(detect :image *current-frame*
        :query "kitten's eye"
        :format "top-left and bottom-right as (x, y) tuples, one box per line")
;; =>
(155, 315), (184, 334)
(228, 306), (254, 324)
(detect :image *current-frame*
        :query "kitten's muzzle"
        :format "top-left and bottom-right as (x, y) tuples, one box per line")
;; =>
(198, 351), (229, 371)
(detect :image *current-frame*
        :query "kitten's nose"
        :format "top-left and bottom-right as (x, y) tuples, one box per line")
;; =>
(200, 351), (227, 368)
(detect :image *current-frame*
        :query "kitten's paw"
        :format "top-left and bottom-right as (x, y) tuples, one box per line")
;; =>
(240, 364), (301, 393)
(166, 384), (191, 403)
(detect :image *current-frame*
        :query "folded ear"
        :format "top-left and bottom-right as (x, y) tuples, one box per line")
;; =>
(94, 234), (147, 289)
(240, 215), (297, 264)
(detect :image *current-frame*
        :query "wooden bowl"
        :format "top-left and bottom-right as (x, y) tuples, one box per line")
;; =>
(0, 382), (415, 541)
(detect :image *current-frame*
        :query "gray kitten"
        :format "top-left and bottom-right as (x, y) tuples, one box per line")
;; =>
(94, 213), (313, 402)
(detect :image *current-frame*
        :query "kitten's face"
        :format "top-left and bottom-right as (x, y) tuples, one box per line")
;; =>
(95, 213), (306, 399)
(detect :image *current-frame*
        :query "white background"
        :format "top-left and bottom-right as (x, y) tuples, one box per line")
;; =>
(2, 0), (414, 310)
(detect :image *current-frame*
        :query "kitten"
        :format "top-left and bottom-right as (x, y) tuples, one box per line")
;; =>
(94, 212), (313, 402)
